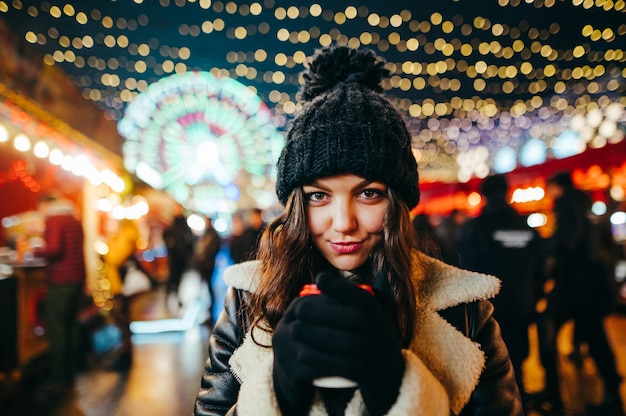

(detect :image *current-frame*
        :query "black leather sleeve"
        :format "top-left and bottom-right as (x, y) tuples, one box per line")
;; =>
(194, 287), (250, 416)
(440, 301), (524, 416)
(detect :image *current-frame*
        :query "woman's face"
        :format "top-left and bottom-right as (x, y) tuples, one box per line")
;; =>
(303, 174), (388, 272)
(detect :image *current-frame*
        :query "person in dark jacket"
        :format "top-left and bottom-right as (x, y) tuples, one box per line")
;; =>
(194, 215), (221, 322)
(163, 204), (194, 307)
(229, 208), (265, 264)
(194, 45), (522, 416)
(412, 213), (443, 259)
(33, 194), (86, 394)
(539, 172), (624, 415)
(456, 174), (545, 411)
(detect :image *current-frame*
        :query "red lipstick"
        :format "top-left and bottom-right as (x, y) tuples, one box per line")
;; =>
(330, 242), (362, 254)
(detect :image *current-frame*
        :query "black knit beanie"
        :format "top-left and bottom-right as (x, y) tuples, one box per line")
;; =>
(275, 45), (420, 209)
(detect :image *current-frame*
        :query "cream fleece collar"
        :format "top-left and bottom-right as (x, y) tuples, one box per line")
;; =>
(223, 251), (500, 414)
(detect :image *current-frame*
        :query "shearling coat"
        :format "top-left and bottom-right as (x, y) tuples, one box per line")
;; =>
(194, 251), (523, 416)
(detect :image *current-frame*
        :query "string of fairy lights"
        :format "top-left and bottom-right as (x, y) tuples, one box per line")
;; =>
(1, 0), (625, 184)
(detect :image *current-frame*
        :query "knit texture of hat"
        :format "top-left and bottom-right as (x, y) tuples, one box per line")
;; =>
(275, 45), (420, 209)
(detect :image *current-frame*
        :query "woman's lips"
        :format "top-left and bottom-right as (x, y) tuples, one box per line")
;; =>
(330, 242), (362, 254)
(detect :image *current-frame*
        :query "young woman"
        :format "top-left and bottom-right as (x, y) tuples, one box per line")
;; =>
(194, 45), (523, 416)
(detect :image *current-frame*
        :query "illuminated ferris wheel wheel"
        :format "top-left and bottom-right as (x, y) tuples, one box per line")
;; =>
(118, 71), (285, 214)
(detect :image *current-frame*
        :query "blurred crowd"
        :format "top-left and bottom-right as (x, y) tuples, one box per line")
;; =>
(418, 172), (625, 415)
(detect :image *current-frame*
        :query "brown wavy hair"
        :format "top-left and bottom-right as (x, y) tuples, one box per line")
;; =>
(246, 186), (419, 346)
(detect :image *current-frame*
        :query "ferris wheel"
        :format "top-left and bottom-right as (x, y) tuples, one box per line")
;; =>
(118, 71), (285, 214)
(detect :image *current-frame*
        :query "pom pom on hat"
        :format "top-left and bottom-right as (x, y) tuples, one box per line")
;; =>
(275, 45), (420, 209)
(300, 46), (387, 100)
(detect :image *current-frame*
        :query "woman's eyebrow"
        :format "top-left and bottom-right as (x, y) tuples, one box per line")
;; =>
(307, 178), (376, 189)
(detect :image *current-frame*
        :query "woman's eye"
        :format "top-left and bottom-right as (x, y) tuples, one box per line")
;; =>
(360, 188), (385, 199)
(305, 191), (327, 202)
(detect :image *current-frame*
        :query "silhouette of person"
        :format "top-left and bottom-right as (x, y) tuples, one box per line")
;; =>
(102, 218), (144, 371)
(433, 209), (466, 265)
(194, 215), (221, 323)
(33, 194), (86, 394)
(456, 174), (545, 411)
(412, 213), (442, 259)
(163, 204), (194, 307)
(539, 171), (624, 415)
(229, 208), (265, 263)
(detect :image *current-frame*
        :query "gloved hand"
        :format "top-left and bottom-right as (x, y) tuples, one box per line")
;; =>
(272, 289), (342, 415)
(312, 271), (406, 416)
(272, 272), (405, 416)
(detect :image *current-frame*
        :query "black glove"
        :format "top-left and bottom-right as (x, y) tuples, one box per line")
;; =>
(272, 291), (342, 415)
(311, 272), (405, 416)
(273, 272), (405, 416)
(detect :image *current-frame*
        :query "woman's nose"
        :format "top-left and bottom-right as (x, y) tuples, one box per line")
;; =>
(332, 200), (357, 233)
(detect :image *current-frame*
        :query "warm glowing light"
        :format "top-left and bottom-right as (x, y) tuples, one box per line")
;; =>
(61, 154), (75, 171)
(511, 187), (545, 203)
(33, 141), (50, 158)
(49, 148), (64, 165)
(610, 186), (625, 201)
(187, 213), (206, 232)
(13, 133), (31, 152)
(94, 240), (110, 255)
(0, 125), (8, 142)
(467, 192), (482, 206)
(97, 198), (113, 212)
(527, 213), (547, 228)
(112, 205), (126, 220)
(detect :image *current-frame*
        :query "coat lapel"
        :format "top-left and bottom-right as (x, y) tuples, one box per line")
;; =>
(410, 252), (500, 414)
